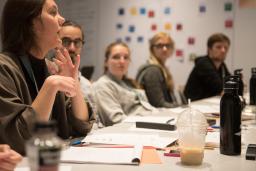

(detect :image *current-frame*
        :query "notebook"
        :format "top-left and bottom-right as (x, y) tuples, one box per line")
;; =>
(60, 145), (143, 165)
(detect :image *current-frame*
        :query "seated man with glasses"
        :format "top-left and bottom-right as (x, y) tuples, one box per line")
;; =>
(136, 32), (186, 108)
(46, 20), (93, 106)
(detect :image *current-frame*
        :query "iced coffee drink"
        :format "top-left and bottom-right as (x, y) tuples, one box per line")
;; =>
(180, 147), (204, 165)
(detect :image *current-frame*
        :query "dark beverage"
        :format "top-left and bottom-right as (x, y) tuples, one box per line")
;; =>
(220, 79), (242, 155)
(234, 69), (244, 96)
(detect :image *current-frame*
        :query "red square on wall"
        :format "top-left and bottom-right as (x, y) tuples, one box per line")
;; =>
(188, 37), (195, 45)
(151, 24), (157, 31)
(148, 10), (155, 18)
(176, 49), (184, 57)
(176, 23), (183, 31)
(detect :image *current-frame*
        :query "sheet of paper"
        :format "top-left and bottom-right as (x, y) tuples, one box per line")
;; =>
(206, 131), (220, 144)
(61, 146), (142, 165)
(15, 166), (72, 171)
(191, 104), (219, 114)
(83, 133), (174, 148)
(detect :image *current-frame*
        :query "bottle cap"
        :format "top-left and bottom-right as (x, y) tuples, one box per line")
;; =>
(225, 75), (240, 83)
(234, 69), (242, 77)
(33, 120), (57, 133)
(224, 80), (238, 89)
(252, 67), (256, 74)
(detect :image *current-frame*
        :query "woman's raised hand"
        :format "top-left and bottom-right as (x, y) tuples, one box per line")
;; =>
(53, 48), (80, 80)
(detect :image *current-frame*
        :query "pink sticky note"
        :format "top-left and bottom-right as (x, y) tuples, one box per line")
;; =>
(176, 49), (184, 57)
(225, 19), (233, 28)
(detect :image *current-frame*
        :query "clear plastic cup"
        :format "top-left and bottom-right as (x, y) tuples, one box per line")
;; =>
(177, 108), (208, 165)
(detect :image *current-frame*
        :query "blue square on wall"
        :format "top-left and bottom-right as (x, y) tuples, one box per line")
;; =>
(118, 8), (125, 16)
(116, 23), (123, 30)
(199, 5), (206, 13)
(125, 36), (131, 43)
(137, 36), (144, 43)
(140, 7), (146, 15)
(164, 7), (171, 15)
(128, 25), (135, 33)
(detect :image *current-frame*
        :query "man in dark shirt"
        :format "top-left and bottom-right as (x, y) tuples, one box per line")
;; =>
(184, 33), (231, 101)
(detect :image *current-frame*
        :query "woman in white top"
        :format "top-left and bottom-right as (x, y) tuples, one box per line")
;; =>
(93, 42), (155, 126)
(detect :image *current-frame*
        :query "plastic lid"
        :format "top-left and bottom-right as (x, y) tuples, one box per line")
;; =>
(177, 108), (207, 128)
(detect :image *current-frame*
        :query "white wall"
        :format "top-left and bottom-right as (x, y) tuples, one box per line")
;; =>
(0, 0), (255, 88)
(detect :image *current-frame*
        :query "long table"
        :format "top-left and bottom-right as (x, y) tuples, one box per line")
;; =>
(16, 97), (256, 171)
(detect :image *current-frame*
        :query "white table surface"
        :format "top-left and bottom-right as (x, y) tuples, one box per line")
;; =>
(17, 96), (256, 171)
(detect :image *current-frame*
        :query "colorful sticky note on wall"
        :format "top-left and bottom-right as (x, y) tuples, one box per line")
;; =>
(125, 36), (131, 43)
(225, 19), (233, 28)
(164, 7), (171, 15)
(140, 7), (146, 15)
(164, 23), (172, 30)
(189, 53), (197, 62)
(199, 4), (206, 13)
(151, 24), (157, 31)
(128, 25), (135, 33)
(176, 23), (183, 31)
(130, 7), (137, 16)
(225, 2), (233, 11)
(176, 49), (184, 57)
(148, 10), (155, 18)
(116, 38), (122, 43)
(188, 37), (195, 45)
(176, 49), (184, 63)
(118, 8), (125, 16)
(137, 36), (144, 43)
(116, 23), (123, 30)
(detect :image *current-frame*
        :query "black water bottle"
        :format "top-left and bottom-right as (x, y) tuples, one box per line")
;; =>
(220, 80), (242, 155)
(234, 69), (244, 97)
(250, 67), (256, 105)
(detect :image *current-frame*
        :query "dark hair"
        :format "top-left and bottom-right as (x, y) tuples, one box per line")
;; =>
(62, 20), (85, 42)
(1, 0), (45, 54)
(207, 33), (230, 49)
(104, 41), (130, 73)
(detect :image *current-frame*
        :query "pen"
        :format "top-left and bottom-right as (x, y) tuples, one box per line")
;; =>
(71, 140), (83, 146)
(211, 125), (220, 129)
(166, 118), (175, 124)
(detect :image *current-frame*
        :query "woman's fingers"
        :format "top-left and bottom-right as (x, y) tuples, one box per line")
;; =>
(47, 75), (77, 97)
(0, 161), (16, 171)
(9, 150), (22, 163)
(55, 49), (67, 63)
(0, 145), (21, 171)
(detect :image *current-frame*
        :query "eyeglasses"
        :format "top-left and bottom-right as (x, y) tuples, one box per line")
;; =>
(153, 43), (173, 49)
(62, 37), (84, 48)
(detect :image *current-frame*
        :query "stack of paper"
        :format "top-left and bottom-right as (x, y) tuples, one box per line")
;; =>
(83, 133), (175, 148)
(61, 145), (143, 165)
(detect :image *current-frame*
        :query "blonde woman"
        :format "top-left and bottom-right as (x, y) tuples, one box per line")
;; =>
(137, 32), (182, 108)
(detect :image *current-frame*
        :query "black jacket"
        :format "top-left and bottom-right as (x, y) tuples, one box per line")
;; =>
(184, 55), (230, 101)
